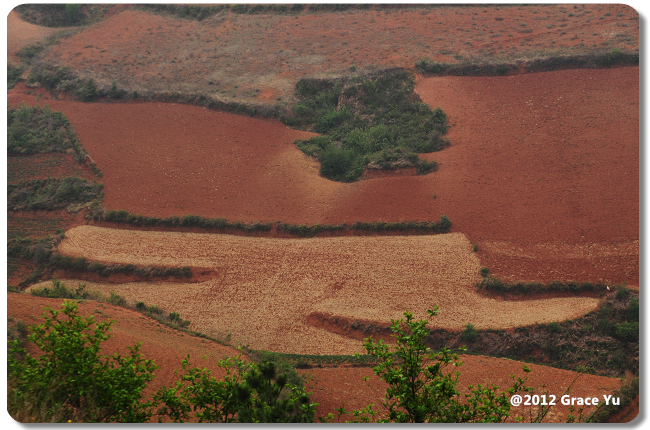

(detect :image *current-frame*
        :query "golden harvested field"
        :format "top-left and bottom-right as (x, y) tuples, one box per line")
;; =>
(39, 225), (600, 354)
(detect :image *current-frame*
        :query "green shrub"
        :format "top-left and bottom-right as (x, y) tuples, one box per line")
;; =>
(615, 284), (629, 300)
(547, 322), (561, 333)
(7, 301), (157, 422)
(479, 267), (490, 278)
(614, 322), (638, 342)
(461, 323), (477, 342)
(626, 298), (639, 322)
(350, 308), (531, 423)
(78, 78), (100, 102)
(294, 69), (449, 182)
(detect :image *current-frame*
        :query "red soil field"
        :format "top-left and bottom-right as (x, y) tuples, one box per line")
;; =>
(7, 293), (240, 400)
(36, 5), (638, 103)
(415, 66), (638, 285)
(8, 293), (627, 423)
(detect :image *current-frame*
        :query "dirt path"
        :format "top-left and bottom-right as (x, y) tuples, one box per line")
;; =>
(41, 225), (601, 354)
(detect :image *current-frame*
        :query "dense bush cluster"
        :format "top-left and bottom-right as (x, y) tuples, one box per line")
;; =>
(293, 69), (449, 181)
(8, 63), (24, 89)
(14, 4), (92, 27)
(8, 104), (83, 155)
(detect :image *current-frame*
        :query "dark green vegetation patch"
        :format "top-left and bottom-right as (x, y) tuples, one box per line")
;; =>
(8, 177), (103, 211)
(293, 69), (449, 182)
(8, 104), (85, 156)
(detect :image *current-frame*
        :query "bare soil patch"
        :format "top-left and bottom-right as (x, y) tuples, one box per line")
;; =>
(415, 66), (638, 285)
(45, 226), (601, 354)
(36, 5), (638, 103)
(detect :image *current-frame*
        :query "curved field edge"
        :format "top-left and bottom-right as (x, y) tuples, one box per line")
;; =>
(45, 225), (600, 354)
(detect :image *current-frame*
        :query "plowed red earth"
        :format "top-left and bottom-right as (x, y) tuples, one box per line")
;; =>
(8, 293), (627, 423)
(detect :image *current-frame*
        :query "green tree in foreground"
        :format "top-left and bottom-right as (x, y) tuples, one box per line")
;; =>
(7, 301), (158, 423)
(154, 355), (316, 423)
(323, 307), (532, 423)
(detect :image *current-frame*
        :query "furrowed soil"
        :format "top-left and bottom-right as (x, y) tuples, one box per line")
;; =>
(8, 293), (623, 423)
(37, 225), (600, 355)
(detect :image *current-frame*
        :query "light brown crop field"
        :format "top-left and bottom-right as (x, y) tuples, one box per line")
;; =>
(36, 225), (600, 354)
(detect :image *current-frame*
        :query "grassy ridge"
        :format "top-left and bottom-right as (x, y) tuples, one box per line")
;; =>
(475, 277), (610, 295)
(416, 48), (639, 77)
(93, 208), (452, 237)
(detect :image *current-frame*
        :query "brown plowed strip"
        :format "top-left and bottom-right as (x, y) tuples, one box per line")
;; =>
(302, 356), (622, 423)
(415, 67), (638, 285)
(43, 225), (600, 354)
